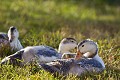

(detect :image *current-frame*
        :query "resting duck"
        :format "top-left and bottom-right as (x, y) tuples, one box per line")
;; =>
(40, 39), (105, 76)
(0, 26), (23, 51)
(1, 38), (77, 65)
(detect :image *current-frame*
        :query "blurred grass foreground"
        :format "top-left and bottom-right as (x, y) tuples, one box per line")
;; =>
(0, 0), (120, 80)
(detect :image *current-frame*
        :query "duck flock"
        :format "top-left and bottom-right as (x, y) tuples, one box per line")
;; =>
(0, 26), (105, 76)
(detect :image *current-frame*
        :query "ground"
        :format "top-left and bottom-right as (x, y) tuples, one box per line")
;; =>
(0, 0), (120, 80)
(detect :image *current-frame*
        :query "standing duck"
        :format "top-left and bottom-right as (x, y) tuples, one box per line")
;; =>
(0, 26), (23, 51)
(1, 38), (77, 65)
(40, 39), (105, 76)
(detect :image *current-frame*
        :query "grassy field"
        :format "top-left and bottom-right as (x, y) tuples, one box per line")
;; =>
(0, 0), (120, 80)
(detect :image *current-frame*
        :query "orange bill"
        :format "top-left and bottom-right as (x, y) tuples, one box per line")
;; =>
(75, 50), (82, 60)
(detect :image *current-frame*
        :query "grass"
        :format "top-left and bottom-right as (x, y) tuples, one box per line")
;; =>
(0, 0), (120, 80)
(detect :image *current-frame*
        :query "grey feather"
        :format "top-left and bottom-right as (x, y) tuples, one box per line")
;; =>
(40, 59), (74, 75)
(40, 57), (104, 76)
(0, 33), (8, 40)
(36, 46), (58, 57)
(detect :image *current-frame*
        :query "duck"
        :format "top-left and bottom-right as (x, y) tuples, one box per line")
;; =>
(0, 26), (23, 51)
(39, 39), (105, 76)
(1, 38), (77, 66)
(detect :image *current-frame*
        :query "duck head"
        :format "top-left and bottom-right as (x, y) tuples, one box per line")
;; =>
(75, 39), (98, 60)
(8, 26), (19, 43)
(58, 38), (77, 54)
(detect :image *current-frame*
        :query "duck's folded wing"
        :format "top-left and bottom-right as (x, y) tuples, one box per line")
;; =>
(40, 59), (74, 75)
(0, 33), (8, 40)
(77, 58), (104, 73)
(30, 46), (59, 63)
(68, 58), (104, 76)
(36, 46), (58, 57)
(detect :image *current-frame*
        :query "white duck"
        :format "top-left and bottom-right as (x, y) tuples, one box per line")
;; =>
(1, 38), (77, 65)
(0, 26), (23, 51)
(40, 39), (105, 76)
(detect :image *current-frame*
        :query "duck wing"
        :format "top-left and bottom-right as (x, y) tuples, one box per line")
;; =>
(0, 33), (8, 40)
(77, 58), (103, 68)
(72, 58), (104, 75)
(26, 46), (59, 63)
(40, 58), (75, 75)
(36, 46), (58, 57)
(40, 57), (104, 76)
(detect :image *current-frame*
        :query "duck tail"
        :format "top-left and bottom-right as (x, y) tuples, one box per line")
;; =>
(1, 49), (24, 66)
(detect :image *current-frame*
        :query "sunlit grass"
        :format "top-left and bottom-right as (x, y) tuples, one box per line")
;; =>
(0, 0), (120, 80)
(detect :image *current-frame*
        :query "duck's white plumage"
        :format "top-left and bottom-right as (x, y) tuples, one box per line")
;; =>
(40, 39), (105, 76)
(8, 26), (23, 50)
(1, 38), (77, 65)
(0, 26), (23, 51)
(22, 46), (59, 64)
(77, 39), (105, 68)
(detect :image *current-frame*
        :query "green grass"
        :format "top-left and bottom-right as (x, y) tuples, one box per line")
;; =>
(0, 0), (120, 80)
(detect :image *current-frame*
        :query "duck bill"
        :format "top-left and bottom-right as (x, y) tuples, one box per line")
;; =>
(75, 50), (82, 60)
(9, 35), (15, 42)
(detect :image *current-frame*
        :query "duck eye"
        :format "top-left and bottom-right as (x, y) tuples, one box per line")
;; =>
(82, 45), (84, 47)
(71, 40), (74, 42)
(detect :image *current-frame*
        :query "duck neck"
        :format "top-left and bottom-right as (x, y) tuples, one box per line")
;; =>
(93, 54), (105, 68)
(58, 48), (70, 54)
(58, 45), (71, 59)
(10, 38), (23, 51)
(58, 43), (70, 54)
